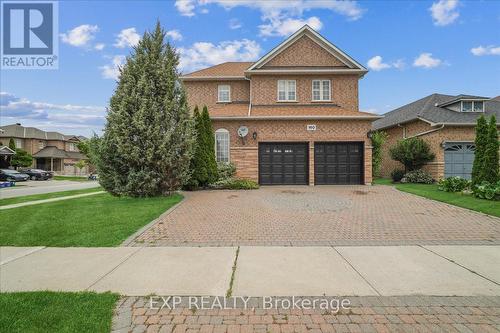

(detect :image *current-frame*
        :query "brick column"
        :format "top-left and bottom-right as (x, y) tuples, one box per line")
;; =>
(364, 145), (373, 185)
(309, 142), (315, 186)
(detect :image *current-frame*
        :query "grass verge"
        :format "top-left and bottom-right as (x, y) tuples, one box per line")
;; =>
(0, 192), (183, 246)
(0, 187), (103, 206)
(0, 291), (118, 333)
(374, 178), (500, 217)
(53, 175), (88, 181)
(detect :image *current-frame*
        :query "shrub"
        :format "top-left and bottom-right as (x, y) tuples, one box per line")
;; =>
(389, 137), (435, 171)
(483, 115), (499, 184)
(212, 178), (259, 190)
(391, 169), (405, 182)
(472, 181), (500, 201)
(438, 177), (471, 192)
(400, 170), (434, 184)
(471, 115), (488, 186)
(371, 131), (387, 178)
(217, 162), (236, 181)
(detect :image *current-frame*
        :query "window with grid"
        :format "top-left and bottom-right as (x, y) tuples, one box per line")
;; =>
(277, 80), (296, 101)
(461, 100), (484, 112)
(312, 80), (331, 101)
(215, 129), (230, 162)
(218, 85), (230, 102)
(38, 141), (45, 150)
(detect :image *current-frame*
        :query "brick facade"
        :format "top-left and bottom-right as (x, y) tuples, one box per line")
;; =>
(379, 120), (481, 180)
(183, 80), (250, 110)
(262, 35), (347, 68)
(212, 119), (373, 185)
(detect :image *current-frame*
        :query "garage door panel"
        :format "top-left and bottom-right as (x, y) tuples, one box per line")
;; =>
(444, 143), (475, 180)
(259, 143), (309, 185)
(314, 142), (363, 185)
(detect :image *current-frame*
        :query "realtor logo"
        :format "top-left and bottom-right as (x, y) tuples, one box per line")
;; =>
(1, 1), (58, 69)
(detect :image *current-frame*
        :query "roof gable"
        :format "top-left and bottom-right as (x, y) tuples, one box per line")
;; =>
(248, 25), (366, 71)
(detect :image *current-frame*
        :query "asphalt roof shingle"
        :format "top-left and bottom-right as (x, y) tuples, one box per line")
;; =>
(372, 94), (500, 130)
(181, 62), (253, 78)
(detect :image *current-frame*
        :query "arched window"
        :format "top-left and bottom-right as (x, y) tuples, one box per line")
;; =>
(215, 129), (230, 163)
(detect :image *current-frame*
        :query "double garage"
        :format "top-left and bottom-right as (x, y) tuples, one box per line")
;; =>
(258, 142), (364, 185)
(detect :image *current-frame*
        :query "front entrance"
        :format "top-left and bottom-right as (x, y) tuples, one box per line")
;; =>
(258, 142), (309, 185)
(444, 142), (475, 179)
(314, 142), (364, 185)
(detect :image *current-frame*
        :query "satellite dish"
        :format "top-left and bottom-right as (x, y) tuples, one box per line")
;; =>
(237, 126), (249, 138)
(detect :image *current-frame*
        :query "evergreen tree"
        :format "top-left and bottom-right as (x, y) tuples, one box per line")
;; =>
(8, 138), (15, 151)
(482, 115), (499, 183)
(471, 115), (488, 185)
(185, 106), (206, 188)
(96, 21), (194, 197)
(11, 149), (33, 168)
(201, 106), (218, 184)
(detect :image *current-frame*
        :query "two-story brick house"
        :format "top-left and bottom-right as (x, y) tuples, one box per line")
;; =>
(0, 123), (89, 175)
(181, 25), (381, 185)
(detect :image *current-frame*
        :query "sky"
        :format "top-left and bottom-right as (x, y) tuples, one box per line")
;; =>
(1, 0), (499, 137)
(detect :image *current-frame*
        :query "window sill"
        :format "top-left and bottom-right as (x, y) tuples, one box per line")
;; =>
(216, 101), (232, 104)
(276, 100), (298, 103)
(311, 100), (333, 103)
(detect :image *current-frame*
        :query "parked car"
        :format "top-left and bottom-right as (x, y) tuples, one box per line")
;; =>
(20, 168), (52, 180)
(0, 169), (30, 182)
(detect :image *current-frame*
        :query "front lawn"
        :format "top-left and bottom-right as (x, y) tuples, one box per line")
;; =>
(374, 178), (500, 217)
(0, 292), (118, 333)
(0, 187), (103, 206)
(0, 192), (183, 246)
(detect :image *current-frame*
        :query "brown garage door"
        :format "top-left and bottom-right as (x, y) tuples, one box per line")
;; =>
(314, 142), (363, 185)
(259, 143), (309, 185)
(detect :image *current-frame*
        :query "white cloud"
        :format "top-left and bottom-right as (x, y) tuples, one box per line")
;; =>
(94, 43), (105, 51)
(175, 0), (364, 36)
(0, 92), (106, 136)
(229, 18), (242, 30)
(366, 56), (405, 71)
(471, 45), (500, 56)
(366, 56), (390, 71)
(413, 53), (443, 68)
(175, 0), (196, 17)
(166, 30), (183, 41)
(430, 0), (460, 26)
(114, 28), (141, 48)
(60, 24), (99, 48)
(99, 55), (126, 80)
(178, 39), (261, 73)
(259, 16), (323, 37)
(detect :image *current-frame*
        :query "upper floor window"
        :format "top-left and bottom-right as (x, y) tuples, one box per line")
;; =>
(218, 85), (231, 102)
(215, 129), (230, 163)
(312, 80), (331, 101)
(68, 143), (77, 151)
(38, 141), (46, 150)
(15, 138), (23, 148)
(277, 80), (296, 102)
(461, 100), (484, 112)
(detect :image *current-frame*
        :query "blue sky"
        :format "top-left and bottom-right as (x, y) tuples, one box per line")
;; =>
(1, 0), (499, 136)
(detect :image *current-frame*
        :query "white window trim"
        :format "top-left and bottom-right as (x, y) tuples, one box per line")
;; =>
(217, 85), (231, 103)
(461, 100), (484, 113)
(277, 80), (297, 102)
(215, 128), (230, 163)
(311, 79), (331, 102)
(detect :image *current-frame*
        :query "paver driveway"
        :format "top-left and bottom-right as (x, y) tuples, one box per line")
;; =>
(132, 186), (500, 246)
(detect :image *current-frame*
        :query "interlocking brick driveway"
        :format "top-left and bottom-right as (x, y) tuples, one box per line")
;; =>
(132, 186), (500, 246)
(112, 296), (500, 333)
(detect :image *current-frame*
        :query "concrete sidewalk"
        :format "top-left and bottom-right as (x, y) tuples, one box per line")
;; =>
(1, 246), (499, 296)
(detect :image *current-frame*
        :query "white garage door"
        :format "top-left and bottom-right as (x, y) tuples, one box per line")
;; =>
(444, 142), (475, 179)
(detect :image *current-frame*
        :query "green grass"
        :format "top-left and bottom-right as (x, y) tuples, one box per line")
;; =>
(374, 178), (500, 217)
(53, 175), (88, 181)
(0, 292), (118, 333)
(0, 192), (183, 246)
(0, 187), (103, 206)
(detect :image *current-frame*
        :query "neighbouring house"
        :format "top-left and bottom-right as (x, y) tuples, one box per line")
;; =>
(0, 123), (89, 175)
(372, 94), (500, 180)
(0, 146), (15, 168)
(180, 25), (381, 185)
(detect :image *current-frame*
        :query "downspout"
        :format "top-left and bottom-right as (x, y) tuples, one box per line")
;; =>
(246, 77), (252, 116)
